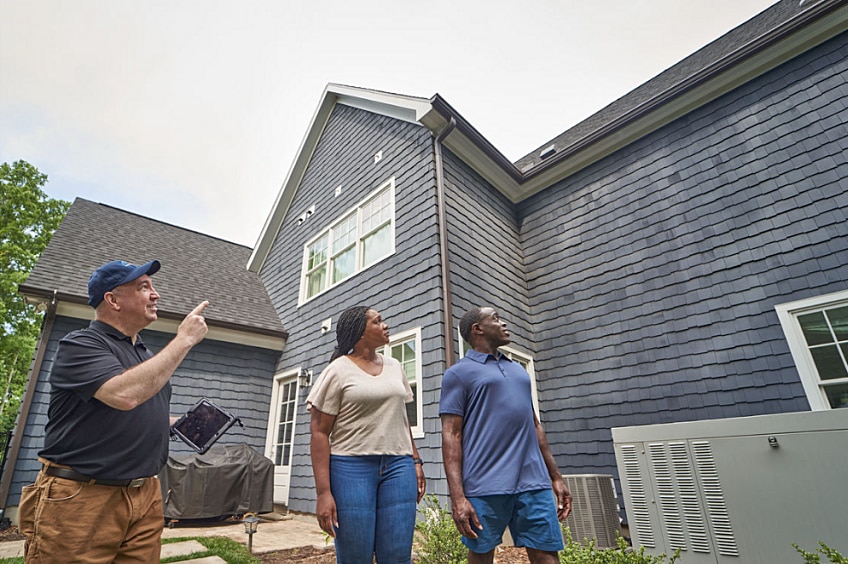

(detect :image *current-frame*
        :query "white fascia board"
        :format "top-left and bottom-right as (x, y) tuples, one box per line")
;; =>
(512, 7), (848, 202)
(247, 84), (437, 273)
(331, 84), (435, 125)
(55, 302), (285, 351)
(441, 132), (521, 196)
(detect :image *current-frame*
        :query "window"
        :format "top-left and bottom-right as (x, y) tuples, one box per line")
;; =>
(776, 290), (848, 410)
(300, 179), (395, 303)
(457, 329), (540, 418)
(378, 327), (423, 438)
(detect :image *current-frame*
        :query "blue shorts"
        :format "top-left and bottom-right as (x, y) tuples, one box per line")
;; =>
(463, 489), (564, 554)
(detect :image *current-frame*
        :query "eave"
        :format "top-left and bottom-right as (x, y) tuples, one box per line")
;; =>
(510, 0), (848, 202)
(19, 286), (288, 351)
(248, 0), (847, 271)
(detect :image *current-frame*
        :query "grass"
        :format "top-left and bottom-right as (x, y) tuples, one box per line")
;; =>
(1, 536), (260, 564)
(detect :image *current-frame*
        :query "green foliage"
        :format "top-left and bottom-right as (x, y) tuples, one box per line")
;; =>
(411, 494), (684, 564)
(0, 537), (260, 564)
(793, 542), (848, 564)
(414, 494), (467, 564)
(0, 160), (70, 443)
(160, 536), (261, 563)
(559, 528), (680, 564)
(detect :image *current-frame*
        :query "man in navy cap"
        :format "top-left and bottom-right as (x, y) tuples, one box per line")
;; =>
(19, 259), (209, 562)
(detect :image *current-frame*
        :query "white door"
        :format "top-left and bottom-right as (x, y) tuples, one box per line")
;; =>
(266, 372), (299, 505)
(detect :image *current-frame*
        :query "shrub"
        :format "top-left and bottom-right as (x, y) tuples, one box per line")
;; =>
(414, 494), (466, 564)
(411, 494), (681, 564)
(559, 528), (680, 564)
(793, 542), (847, 564)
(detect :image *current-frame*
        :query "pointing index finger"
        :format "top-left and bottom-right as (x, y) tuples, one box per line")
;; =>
(191, 301), (210, 315)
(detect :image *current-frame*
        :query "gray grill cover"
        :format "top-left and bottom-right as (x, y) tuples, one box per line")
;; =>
(160, 444), (274, 520)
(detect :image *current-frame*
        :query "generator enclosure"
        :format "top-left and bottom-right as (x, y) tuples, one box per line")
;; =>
(613, 410), (847, 564)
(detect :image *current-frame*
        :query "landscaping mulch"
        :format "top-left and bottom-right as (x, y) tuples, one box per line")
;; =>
(257, 544), (532, 563)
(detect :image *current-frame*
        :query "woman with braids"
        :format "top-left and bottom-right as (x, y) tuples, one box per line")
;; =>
(307, 306), (426, 563)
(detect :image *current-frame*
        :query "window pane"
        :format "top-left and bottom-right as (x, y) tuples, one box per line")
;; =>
(827, 306), (848, 341)
(824, 382), (848, 409)
(403, 341), (415, 360)
(332, 247), (355, 283)
(799, 312), (833, 346)
(332, 214), (357, 253)
(391, 344), (403, 362)
(406, 384), (418, 426)
(361, 224), (391, 267)
(810, 345), (848, 381)
(307, 264), (327, 298)
(361, 189), (391, 234)
(308, 236), (328, 270)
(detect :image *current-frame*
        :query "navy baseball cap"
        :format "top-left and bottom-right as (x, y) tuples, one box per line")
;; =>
(87, 260), (161, 308)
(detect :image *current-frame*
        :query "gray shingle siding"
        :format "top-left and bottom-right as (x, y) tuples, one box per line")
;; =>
(442, 152), (534, 356)
(258, 104), (445, 512)
(519, 30), (847, 478)
(8, 316), (279, 506)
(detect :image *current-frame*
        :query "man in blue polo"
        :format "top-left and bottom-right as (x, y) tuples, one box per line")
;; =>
(440, 306), (572, 564)
(19, 259), (209, 562)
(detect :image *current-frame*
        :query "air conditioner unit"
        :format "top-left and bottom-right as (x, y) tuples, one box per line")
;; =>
(561, 474), (620, 548)
(613, 410), (848, 564)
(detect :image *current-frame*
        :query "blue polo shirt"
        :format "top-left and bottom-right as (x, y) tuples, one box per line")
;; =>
(39, 320), (172, 480)
(439, 349), (550, 496)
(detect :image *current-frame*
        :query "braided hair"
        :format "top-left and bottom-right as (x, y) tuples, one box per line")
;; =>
(330, 306), (371, 362)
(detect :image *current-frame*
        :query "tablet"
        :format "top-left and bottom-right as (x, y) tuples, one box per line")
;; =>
(170, 398), (241, 454)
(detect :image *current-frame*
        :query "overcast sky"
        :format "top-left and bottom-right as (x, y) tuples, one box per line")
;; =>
(1, 0), (776, 247)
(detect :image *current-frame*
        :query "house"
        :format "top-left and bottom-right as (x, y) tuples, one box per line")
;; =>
(4, 0), (846, 532)
(1, 198), (288, 521)
(246, 0), (847, 517)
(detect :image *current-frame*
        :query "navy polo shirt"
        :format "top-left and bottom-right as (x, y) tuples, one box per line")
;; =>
(439, 349), (550, 496)
(39, 320), (172, 480)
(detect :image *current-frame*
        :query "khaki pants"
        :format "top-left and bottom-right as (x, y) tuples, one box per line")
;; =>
(19, 464), (163, 563)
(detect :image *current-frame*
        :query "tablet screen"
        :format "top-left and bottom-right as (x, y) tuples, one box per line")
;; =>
(171, 399), (238, 453)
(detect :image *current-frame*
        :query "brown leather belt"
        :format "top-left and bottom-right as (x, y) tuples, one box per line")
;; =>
(44, 465), (147, 488)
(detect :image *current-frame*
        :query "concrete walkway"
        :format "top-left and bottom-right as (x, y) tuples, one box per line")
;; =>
(0, 513), (328, 562)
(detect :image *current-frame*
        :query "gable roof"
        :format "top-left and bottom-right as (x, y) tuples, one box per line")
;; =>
(20, 198), (287, 348)
(248, 0), (846, 273)
(511, 0), (847, 186)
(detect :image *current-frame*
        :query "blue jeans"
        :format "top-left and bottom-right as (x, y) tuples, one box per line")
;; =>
(330, 455), (417, 564)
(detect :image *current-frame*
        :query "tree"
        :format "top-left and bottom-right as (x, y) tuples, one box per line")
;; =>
(0, 160), (70, 447)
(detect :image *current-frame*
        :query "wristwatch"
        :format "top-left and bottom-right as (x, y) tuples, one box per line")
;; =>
(413, 457), (424, 465)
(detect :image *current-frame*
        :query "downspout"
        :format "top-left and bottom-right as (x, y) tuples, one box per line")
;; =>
(0, 291), (58, 517)
(433, 117), (457, 368)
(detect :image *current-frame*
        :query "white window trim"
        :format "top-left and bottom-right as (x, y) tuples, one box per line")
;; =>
(379, 327), (424, 439)
(298, 178), (396, 306)
(264, 368), (301, 463)
(775, 288), (848, 411)
(456, 327), (541, 420)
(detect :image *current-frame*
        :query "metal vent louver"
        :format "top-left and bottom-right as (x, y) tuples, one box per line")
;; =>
(618, 445), (655, 547)
(691, 440), (739, 557)
(561, 474), (620, 548)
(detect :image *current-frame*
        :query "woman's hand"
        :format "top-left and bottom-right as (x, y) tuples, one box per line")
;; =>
(415, 462), (426, 503)
(316, 491), (338, 537)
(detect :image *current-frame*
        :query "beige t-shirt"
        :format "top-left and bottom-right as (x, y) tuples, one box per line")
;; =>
(306, 354), (414, 456)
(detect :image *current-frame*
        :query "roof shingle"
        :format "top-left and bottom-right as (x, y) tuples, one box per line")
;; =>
(20, 198), (287, 337)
